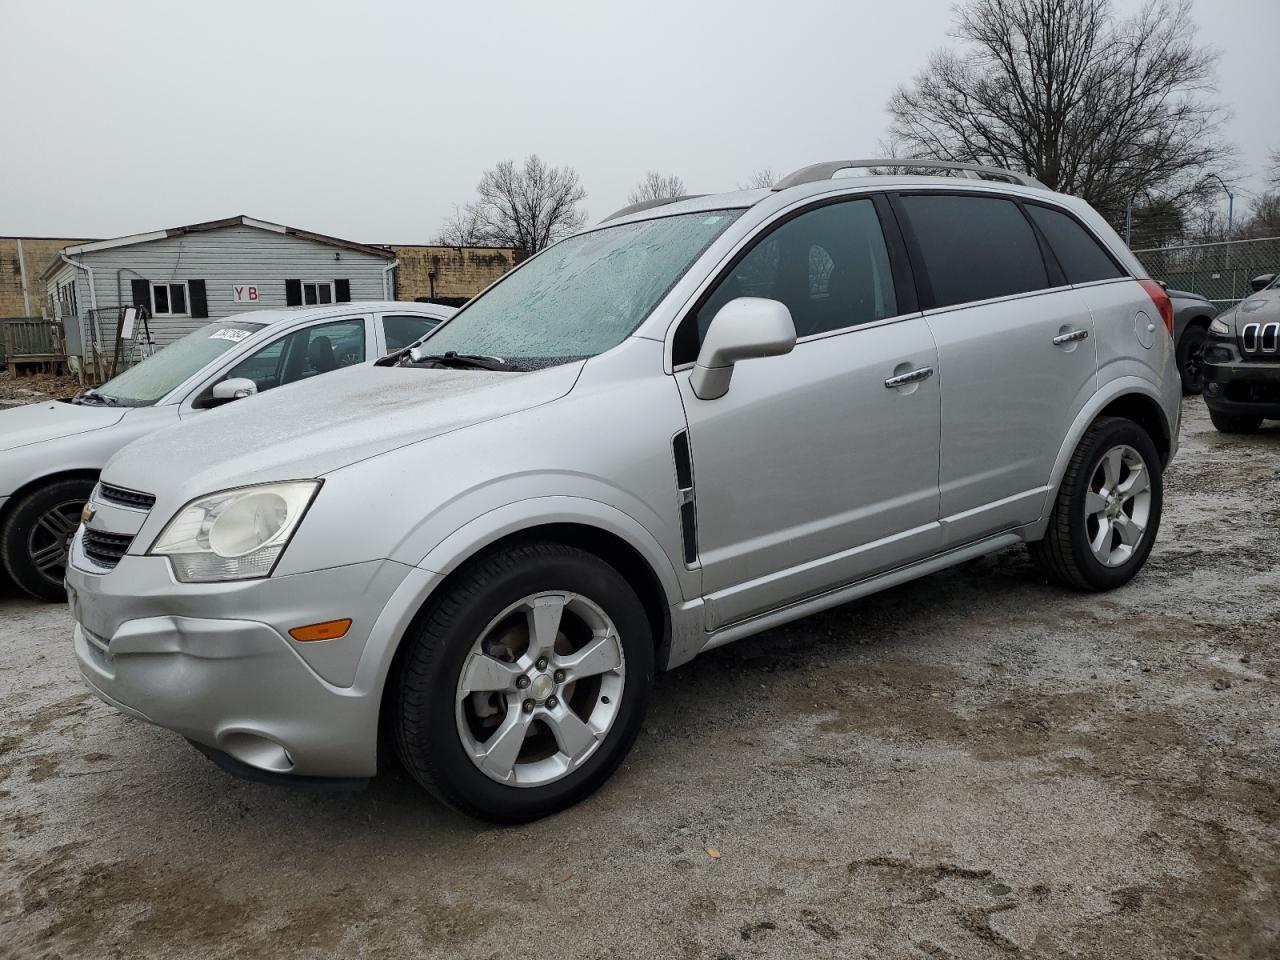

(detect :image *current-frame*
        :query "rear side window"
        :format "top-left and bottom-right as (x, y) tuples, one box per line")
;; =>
(381, 313), (439, 353)
(1025, 204), (1125, 284)
(899, 194), (1048, 308)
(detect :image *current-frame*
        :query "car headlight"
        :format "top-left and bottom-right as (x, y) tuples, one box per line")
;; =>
(1209, 317), (1231, 335)
(149, 481), (320, 582)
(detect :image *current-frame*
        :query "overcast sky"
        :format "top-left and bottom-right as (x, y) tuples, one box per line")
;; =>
(1, 0), (1275, 244)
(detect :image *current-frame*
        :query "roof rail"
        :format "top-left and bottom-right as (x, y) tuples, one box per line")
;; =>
(774, 159), (1047, 191)
(601, 194), (705, 223)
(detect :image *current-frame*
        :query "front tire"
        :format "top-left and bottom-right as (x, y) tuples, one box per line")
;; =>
(393, 541), (653, 823)
(1176, 324), (1208, 395)
(1, 478), (94, 602)
(1029, 417), (1163, 592)
(1208, 408), (1263, 434)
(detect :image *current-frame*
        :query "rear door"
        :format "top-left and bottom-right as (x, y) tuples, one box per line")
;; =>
(892, 191), (1098, 546)
(674, 195), (943, 629)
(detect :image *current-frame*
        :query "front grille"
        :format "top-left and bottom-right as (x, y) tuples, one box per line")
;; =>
(97, 483), (156, 511)
(1241, 322), (1280, 358)
(81, 529), (134, 569)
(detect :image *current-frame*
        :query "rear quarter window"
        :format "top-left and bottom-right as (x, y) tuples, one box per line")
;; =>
(1025, 204), (1126, 284)
(898, 194), (1048, 309)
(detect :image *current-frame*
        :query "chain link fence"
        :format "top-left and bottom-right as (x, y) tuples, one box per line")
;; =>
(1132, 236), (1280, 307)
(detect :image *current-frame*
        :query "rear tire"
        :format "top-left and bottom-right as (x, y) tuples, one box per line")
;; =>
(1029, 417), (1162, 592)
(1208, 408), (1263, 434)
(1176, 324), (1208, 395)
(393, 541), (653, 823)
(0, 478), (94, 602)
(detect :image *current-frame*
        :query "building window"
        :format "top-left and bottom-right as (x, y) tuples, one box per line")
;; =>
(302, 282), (334, 305)
(151, 282), (189, 316)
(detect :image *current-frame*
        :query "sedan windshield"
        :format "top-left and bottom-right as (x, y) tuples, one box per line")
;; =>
(94, 321), (267, 405)
(417, 210), (743, 367)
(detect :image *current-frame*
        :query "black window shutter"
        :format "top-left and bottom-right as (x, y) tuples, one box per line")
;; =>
(188, 279), (209, 318)
(285, 279), (302, 306)
(130, 278), (150, 308)
(334, 278), (351, 303)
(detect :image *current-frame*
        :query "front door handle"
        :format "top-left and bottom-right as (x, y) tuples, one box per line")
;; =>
(884, 366), (935, 389)
(1053, 329), (1090, 346)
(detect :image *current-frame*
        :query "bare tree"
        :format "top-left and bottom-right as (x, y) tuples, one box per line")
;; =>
(885, 0), (1233, 222)
(1268, 149), (1280, 189)
(444, 155), (587, 254)
(627, 170), (687, 205)
(738, 168), (777, 190)
(435, 204), (486, 246)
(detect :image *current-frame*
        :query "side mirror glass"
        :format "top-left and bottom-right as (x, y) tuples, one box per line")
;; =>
(690, 297), (797, 401)
(1249, 273), (1275, 292)
(211, 377), (258, 404)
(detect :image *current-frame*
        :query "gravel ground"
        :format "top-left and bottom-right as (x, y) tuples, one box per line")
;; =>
(1, 398), (1277, 960)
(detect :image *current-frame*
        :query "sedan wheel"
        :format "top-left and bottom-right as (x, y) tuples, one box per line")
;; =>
(1, 477), (95, 602)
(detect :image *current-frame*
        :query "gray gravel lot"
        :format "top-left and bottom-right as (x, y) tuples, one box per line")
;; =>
(1, 398), (1277, 959)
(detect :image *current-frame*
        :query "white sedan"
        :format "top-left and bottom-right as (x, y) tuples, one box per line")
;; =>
(0, 300), (454, 600)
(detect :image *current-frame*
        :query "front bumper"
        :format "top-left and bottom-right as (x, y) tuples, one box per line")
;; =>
(68, 548), (426, 779)
(1202, 345), (1280, 417)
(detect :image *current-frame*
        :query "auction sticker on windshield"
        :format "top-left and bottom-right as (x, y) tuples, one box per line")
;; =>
(210, 328), (254, 343)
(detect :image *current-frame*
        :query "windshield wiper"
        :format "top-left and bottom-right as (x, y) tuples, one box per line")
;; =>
(72, 389), (119, 406)
(403, 350), (511, 371)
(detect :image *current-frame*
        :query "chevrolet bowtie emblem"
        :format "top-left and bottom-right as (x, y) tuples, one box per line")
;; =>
(81, 503), (96, 524)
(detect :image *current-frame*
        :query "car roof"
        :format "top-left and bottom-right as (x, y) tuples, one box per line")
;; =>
(223, 300), (455, 328)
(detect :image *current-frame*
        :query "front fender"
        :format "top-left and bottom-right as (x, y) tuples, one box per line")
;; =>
(416, 494), (687, 607)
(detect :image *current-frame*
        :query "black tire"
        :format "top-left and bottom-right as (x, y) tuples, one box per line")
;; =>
(393, 541), (653, 823)
(1029, 417), (1163, 592)
(0, 477), (95, 602)
(1176, 323), (1209, 395)
(1208, 408), (1263, 435)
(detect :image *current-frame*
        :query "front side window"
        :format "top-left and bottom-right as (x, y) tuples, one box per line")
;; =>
(95, 321), (266, 405)
(1025, 204), (1125, 284)
(418, 210), (743, 368)
(152, 282), (188, 316)
(220, 318), (365, 396)
(682, 199), (899, 354)
(381, 313), (440, 353)
(898, 194), (1048, 309)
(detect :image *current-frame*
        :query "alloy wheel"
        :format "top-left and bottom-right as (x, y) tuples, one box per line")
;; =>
(27, 500), (83, 586)
(455, 591), (626, 788)
(1084, 445), (1151, 568)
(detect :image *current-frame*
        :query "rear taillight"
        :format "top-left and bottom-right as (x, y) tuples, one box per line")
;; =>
(1139, 279), (1174, 336)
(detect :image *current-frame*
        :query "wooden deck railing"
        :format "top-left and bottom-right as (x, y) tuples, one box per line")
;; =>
(1, 318), (66, 374)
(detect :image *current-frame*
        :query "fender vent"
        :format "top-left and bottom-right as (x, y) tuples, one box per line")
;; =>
(672, 431), (697, 565)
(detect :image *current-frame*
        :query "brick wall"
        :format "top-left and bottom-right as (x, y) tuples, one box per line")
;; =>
(0, 238), (88, 318)
(391, 245), (523, 303)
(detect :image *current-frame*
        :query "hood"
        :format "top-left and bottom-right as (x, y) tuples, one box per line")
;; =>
(1166, 288), (1208, 303)
(0, 399), (127, 453)
(1220, 287), (1280, 326)
(101, 361), (584, 497)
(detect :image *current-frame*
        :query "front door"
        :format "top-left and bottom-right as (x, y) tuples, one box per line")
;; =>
(674, 197), (943, 630)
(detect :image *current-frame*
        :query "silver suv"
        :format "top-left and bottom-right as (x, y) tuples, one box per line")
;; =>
(67, 160), (1181, 822)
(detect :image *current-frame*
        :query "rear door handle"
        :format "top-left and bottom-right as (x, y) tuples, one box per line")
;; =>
(1053, 329), (1089, 345)
(884, 366), (935, 389)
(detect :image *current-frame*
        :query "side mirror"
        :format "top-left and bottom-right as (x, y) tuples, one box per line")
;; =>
(211, 377), (258, 404)
(690, 298), (797, 400)
(1249, 274), (1276, 293)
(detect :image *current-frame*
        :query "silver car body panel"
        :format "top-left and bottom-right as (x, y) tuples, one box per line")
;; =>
(67, 176), (1181, 779)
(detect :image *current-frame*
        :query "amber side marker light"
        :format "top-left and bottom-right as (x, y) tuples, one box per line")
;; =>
(289, 618), (353, 642)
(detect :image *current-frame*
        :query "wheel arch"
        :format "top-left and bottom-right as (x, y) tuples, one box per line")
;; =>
(0, 468), (100, 530)
(374, 511), (683, 763)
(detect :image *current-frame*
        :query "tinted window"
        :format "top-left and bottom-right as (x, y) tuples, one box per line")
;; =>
(687, 199), (897, 351)
(381, 313), (439, 353)
(899, 195), (1047, 308)
(1026, 204), (1125, 284)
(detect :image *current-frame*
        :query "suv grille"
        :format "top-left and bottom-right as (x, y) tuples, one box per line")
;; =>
(1241, 322), (1280, 358)
(81, 529), (134, 569)
(97, 483), (157, 511)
